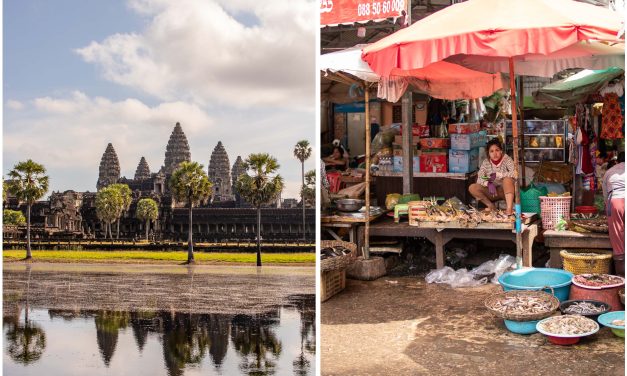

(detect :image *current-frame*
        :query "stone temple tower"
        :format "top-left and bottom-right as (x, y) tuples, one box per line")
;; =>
(231, 156), (247, 205)
(134, 157), (151, 180)
(208, 141), (233, 202)
(97, 143), (120, 190)
(162, 122), (191, 175)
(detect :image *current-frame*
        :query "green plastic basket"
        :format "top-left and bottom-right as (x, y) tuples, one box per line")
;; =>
(521, 184), (548, 216)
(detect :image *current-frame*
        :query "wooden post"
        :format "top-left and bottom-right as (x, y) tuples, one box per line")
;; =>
(518, 76), (526, 188)
(364, 84), (371, 260)
(509, 58), (523, 269)
(402, 93), (414, 194)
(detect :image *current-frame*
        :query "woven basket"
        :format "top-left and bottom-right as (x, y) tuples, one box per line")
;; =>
(320, 240), (357, 272)
(485, 289), (559, 322)
(539, 196), (572, 230)
(560, 250), (612, 275)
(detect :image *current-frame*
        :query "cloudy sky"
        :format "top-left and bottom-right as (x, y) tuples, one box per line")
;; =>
(4, 0), (316, 199)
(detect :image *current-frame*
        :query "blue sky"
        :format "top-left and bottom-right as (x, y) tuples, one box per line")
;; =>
(4, 0), (316, 199)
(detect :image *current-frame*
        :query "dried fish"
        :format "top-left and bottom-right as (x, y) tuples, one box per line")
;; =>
(563, 302), (606, 315)
(491, 295), (553, 315)
(573, 274), (624, 287)
(538, 315), (598, 335)
(611, 319), (625, 327)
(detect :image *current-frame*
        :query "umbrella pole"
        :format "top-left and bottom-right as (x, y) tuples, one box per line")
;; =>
(364, 83), (371, 260)
(509, 58), (523, 269)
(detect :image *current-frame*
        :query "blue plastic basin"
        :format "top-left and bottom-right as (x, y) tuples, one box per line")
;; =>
(498, 268), (573, 302)
(504, 319), (540, 334)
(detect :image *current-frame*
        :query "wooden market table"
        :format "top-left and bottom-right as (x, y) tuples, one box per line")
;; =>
(358, 217), (539, 268)
(373, 171), (478, 206)
(543, 230), (612, 268)
(321, 208), (385, 245)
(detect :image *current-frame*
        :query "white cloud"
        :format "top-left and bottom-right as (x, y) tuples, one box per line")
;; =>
(4, 92), (315, 198)
(6, 100), (25, 110)
(76, 0), (316, 109)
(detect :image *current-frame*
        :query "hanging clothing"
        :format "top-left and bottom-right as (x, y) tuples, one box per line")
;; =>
(601, 93), (624, 139)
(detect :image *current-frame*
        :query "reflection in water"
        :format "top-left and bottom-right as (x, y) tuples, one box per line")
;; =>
(4, 295), (315, 375)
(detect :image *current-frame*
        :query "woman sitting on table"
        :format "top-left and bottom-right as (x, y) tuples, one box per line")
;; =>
(323, 146), (348, 171)
(603, 152), (624, 276)
(468, 138), (516, 215)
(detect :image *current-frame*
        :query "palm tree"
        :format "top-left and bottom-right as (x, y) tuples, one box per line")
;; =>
(170, 161), (212, 263)
(109, 184), (132, 239)
(293, 140), (312, 240)
(136, 198), (159, 240)
(301, 170), (315, 208)
(236, 154), (283, 267)
(6, 160), (49, 259)
(96, 187), (123, 239)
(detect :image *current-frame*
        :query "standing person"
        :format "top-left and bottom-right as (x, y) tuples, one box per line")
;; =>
(603, 152), (625, 276)
(468, 138), (516, 215)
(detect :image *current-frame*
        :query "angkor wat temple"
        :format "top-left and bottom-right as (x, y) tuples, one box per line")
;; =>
(4, 122), (314, 241)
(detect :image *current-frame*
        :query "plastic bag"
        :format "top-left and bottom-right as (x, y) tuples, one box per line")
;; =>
(371, 128), (399, 156)
(386, 193), (401, 210)
(425, 266), (487, 288)
(425, 254), (516, 287)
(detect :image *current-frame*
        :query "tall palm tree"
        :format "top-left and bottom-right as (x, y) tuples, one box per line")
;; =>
(170, 161), (212, 263)
(6, 160), (49, 259)
(136, 198), (159, 240)
(96, 187), (123, 239)
(109, 184), (132, 239)
(236, 153), (283, 267)
(293, 140), (312, 240)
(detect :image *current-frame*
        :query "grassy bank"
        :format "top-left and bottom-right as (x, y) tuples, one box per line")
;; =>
(3, 250), (315, 264)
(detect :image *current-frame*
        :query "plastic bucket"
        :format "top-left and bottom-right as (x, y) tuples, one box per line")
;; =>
(498, 268), (574, 302)
(503, 319), (540, 334)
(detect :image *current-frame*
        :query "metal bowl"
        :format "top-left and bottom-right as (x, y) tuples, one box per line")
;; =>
(335, 199), (364, 212)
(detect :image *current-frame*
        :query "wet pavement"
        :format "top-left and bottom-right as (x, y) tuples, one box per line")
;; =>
(321, 277), (625, 376)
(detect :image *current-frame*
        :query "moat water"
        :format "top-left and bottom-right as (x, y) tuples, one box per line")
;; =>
(3, 295), (315, 376)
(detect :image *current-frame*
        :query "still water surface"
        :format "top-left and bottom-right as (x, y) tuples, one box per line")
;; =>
(3, 295), (315, 376)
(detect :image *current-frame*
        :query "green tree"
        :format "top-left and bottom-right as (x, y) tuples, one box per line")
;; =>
(96, 186), (123, 239)
(6, 160), (49, 259)
(236, 154), (283, 267)
(301, 170), (315, 208)
(293, 140), (312, 240)
(109, 184), (132, 239)
(4, 209), (26, 226)
(170, 161), (212, 263)
(136, 198), (159, 240)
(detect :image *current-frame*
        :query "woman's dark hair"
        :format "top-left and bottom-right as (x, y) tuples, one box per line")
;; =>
(333, 146), (345, 155)
(486, 138), (503, 151)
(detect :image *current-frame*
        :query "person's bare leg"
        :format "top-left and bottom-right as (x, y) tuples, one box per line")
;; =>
(502, 177), (515, 215)
(469, 183), (496, 211)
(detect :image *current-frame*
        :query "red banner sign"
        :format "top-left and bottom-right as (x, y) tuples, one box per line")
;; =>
(320, 0), (406, 26)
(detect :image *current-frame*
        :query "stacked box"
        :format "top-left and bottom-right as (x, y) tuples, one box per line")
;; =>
(393, 152), (421, 173)
(450, 131), (487, 151)
(448, 122), (480, 134)
(449, 148), (480, 173)
(420, 138), (450, 149)
(394, 135), (420, 146)
(419, 152), (447, 173)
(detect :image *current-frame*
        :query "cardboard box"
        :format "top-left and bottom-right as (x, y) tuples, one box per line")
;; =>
(394, 135), (420, 146)
(399, 124), (430, 137)
(419, 152), (447, 173)
(448, 122), (480, 134)
(450, 131), (487, 150)
(393, 156), (420, 173)
(420, 138), (450, 149)
(449, 148), (480, 173)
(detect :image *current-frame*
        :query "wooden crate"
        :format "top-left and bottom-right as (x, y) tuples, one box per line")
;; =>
(321, 268), (346, 302)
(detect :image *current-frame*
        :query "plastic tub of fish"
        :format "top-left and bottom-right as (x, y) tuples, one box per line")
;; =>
(498, 268), (573, 302)
(597, 311), (625, 338)
(559, 300), (610, 322)
(536, 315), (599, 345)
(570, 274), (625, 311)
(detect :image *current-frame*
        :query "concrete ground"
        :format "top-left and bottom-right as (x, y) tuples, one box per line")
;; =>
(322, 277), (625, 376)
